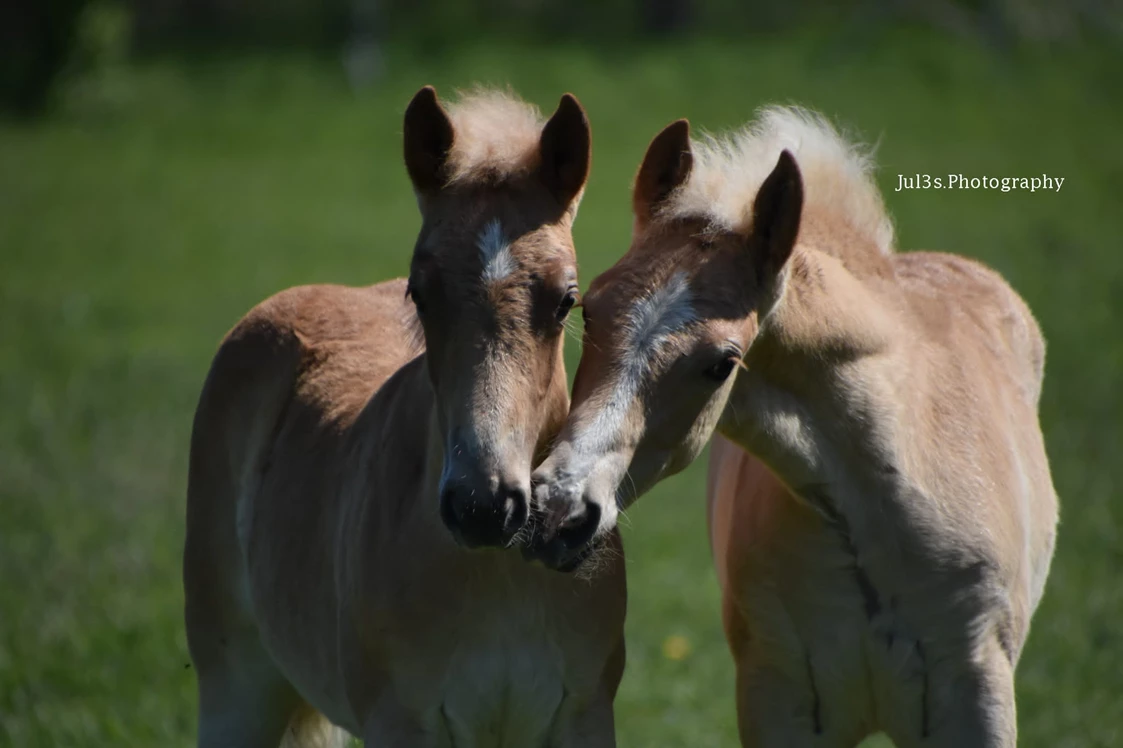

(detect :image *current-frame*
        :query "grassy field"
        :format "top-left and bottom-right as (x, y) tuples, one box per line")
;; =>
(1, 31), (1120, 747)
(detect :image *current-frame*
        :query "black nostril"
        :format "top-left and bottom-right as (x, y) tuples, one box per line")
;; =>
(556, 500), (601, 552)
(439, 488), (461, 530)
(502, 485), (529, 536)
(522, 498), (603, 573)
(440, 481), (528, 549)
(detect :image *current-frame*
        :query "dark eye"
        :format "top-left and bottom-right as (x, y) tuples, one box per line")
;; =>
(704, 356), (739, 382)
(406, 281), (425, 314)
(556, 287), (579, 323)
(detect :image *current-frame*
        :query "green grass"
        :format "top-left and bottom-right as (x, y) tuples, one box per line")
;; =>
(1, 32), (1120, 747)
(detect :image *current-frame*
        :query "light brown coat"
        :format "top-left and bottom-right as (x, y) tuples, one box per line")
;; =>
(184, 88), (627, 748)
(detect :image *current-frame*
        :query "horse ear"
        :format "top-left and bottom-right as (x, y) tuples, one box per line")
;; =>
(538, 93), (591, 209)
(403, 85), (455, 195)
(633, 119), (693, 227)
(748, 150), (803, 279)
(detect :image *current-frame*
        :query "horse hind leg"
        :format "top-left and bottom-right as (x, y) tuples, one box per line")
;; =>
(185, 491), (313, 747)
(185, 324), (337, 747)
(190, 613), (303, 748)
(190, 613), (345, 748)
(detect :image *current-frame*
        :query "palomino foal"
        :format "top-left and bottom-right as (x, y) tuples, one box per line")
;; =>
(532, 109), (1058, 746)
(184, 87), (626, 748)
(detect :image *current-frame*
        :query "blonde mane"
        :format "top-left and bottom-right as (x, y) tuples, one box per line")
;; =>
(663, 106), (895, 255)
(445, 88), (546, 186)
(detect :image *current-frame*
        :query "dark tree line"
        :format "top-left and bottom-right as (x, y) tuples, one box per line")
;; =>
(3, 0), (1118, 116)
(1, 0), (90, 115)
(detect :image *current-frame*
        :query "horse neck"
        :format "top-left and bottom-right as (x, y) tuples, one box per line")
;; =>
(719, 246), (905, 502)
(349, 353), (447, 539)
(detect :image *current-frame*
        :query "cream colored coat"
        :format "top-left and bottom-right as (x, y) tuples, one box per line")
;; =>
(532, 108), (1058, 747)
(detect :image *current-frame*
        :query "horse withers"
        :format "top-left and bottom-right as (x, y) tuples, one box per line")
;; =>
(531, 108), (1058, 747)
(184, 87), (626, 748)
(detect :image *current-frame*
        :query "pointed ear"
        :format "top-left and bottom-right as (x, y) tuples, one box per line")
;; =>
(403, 85), (455, 195)
(749, 150), (803, 278)
(538, 93), (591, 209)
(633, 119), (693, 227)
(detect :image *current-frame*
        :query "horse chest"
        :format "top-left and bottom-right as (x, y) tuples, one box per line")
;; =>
(362, 600), (569, 748)
(435, 633), (566, 748)
(735, 555), (928, 736)
(348, 559), (587, 747)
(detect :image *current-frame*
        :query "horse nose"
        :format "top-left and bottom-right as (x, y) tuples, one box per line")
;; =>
(530, 477), (585, 540)
(523, 497), (602, 572)
(523, 478), (603, 572)
(440, 479), (528, 549)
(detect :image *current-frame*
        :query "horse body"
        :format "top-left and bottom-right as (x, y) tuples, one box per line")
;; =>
(187, 282), (626, 748)
(709, 245), (1056, 746)
(185, 88), (627, 748)
(533, 107), (1058, 747)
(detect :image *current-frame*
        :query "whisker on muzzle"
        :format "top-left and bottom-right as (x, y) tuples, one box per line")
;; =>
(574, 535), (622, 582)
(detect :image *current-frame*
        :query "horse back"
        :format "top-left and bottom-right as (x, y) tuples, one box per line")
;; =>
(893, 251), (1046, 408)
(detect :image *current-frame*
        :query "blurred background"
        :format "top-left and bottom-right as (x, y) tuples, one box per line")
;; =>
(1, 0), (1121, 745)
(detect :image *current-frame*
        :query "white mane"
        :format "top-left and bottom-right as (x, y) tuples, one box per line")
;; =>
(663, 106), (895, 255)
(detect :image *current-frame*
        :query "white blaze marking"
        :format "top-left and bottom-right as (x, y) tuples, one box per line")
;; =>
(580, 272), (696, 454)
(622, 271), (696, 376)
(556, 273), (696, 512)
(478, 219), (515, 283)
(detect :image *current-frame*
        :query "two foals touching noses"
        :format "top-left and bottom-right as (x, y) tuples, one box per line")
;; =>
(184, 84), (1058, 748)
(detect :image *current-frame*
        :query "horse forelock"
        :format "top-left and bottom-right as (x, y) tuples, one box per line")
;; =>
(444, 88), (545, 187)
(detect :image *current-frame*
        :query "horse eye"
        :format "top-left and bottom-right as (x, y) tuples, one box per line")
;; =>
(406, 282), (425, 314)
(704, 356), (738, 382)
(556, 288), (579, 322)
